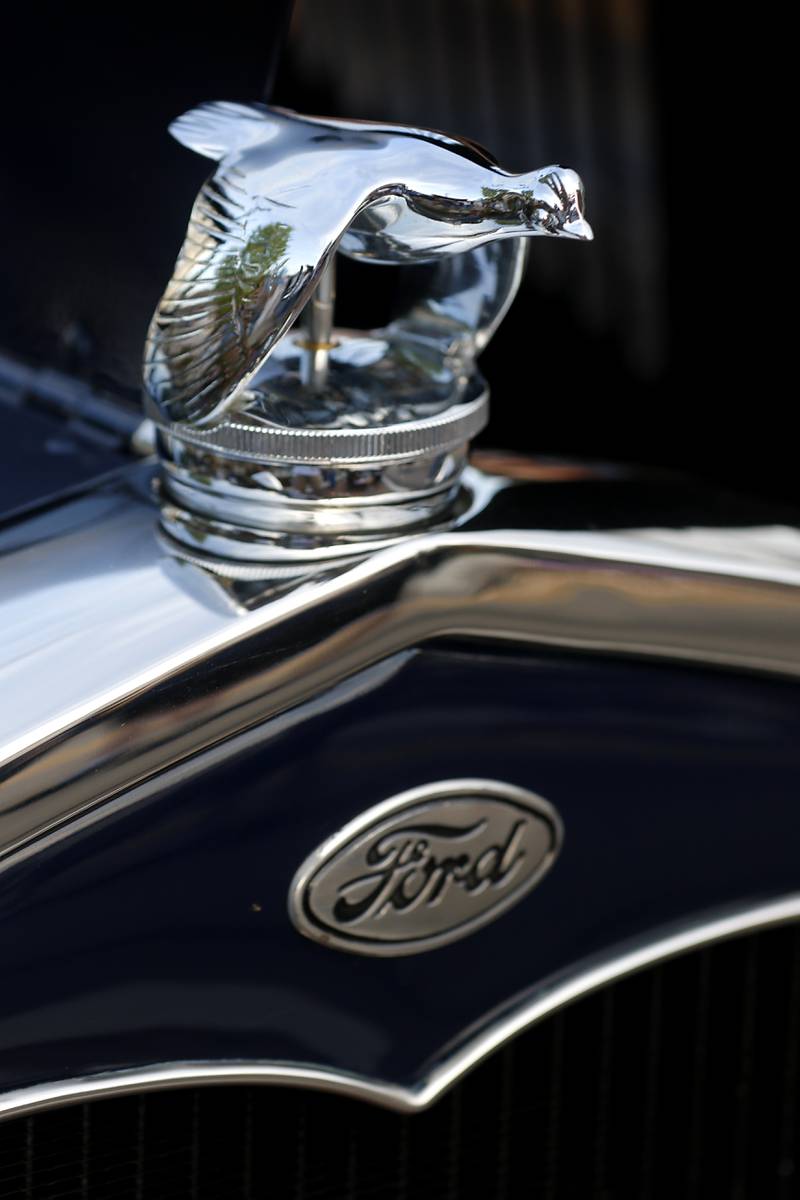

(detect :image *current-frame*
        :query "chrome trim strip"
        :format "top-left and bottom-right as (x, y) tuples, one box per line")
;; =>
(3, 466), (800, 864)
(1, 894), (797, 1121)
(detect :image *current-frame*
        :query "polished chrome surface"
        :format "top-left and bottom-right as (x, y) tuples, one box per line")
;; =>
(2, 459), (800, 865)
(155, 364), (489, 463)
(158, 479), (469, 564)
(289, 779), (562, 956)
(1, 894), (797, 1120)
(156, 374), (486, 560)
(300, 258), (336, 392)
(145, 102), (591, 429)
(157, 430), (479, 564)
(144, 103), (590, 553)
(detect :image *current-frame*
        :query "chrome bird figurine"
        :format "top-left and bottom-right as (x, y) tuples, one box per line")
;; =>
(145, 102), (592, 428)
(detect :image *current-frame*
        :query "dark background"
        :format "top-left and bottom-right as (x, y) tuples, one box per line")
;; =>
(0, 3), (787, 505)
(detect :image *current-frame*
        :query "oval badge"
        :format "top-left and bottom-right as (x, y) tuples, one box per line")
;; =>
(288, 779), (563, 956)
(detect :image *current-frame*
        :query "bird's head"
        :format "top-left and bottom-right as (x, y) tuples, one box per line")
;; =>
(481, 166), (593, 241)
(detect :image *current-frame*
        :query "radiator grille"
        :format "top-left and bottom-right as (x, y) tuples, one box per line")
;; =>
(1, 923), (798, 1199)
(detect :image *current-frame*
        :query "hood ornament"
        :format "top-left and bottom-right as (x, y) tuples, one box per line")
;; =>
(145, 102), (592, 565)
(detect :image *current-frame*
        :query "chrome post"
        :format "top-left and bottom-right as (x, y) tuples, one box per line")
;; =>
(300, 259), (336, 392)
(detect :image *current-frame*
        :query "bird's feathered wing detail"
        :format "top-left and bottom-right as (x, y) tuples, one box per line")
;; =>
(145, 105), (357, 427)
(168, 100), (274, 160)
(145, 164), (326, 427)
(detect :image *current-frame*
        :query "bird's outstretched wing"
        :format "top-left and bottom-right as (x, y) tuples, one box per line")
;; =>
(144, 159), (332, 427)
(168, 100), (274, 160)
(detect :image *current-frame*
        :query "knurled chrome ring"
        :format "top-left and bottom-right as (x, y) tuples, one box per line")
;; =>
(150, 385), (488, 466)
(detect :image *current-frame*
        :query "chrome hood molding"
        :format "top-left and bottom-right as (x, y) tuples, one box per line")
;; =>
(2, 462), (800, 866)
(0, 893), (797, 1120)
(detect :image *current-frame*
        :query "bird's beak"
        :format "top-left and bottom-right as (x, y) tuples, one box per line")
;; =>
(562, 217), (594, 241)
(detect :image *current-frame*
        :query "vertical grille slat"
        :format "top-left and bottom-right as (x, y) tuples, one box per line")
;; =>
(591, 985), (615, 1199)
(732, 935), (760, 1198)
(24, 1116), (34, 1199)
(639, 964), (664, 1200)
(1, 924), (798, 1200)
(493, 1044), (514, 1200)
(543, 1008), (565, 1200)
(79, 1105), (90, 1200)
(779, 926), (800, 1198)
(686, 946), (712, 1200)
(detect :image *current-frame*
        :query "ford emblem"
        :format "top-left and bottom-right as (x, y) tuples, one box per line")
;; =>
(288, 779), (563, 956)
